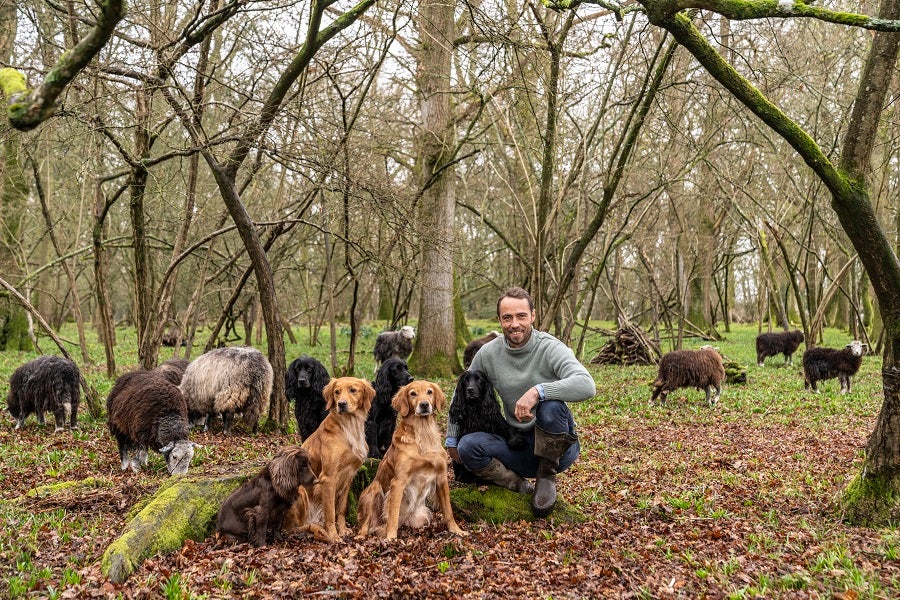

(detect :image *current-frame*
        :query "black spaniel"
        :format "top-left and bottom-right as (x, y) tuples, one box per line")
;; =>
(285, 355), (330, 441)
(366, 357), (414, 458)
(449, 369), (526, 483)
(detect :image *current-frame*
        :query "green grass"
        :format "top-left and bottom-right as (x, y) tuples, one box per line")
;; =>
(0, 320), (895, 597)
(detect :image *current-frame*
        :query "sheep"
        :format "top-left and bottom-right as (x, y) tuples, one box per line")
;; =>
(179, 346), (273, 435)
(106, 370), (197, 475)
(755, 329), (804, 367)
(6, 355), (81, 432)
(153, 358), (190, 386)
(802, 340), (864, 394)
(463, 331), (500, 368)
(650, 346), (725, 407)
(373, 325), (415, 364)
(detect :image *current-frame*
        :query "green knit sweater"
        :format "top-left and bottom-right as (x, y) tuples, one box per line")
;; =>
(446, 330), (596, 440)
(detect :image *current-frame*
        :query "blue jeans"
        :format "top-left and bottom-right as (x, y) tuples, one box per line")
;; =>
(456, 400), (580, 478)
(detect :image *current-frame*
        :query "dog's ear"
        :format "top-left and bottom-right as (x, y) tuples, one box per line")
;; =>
(359, 379), (376, 413)
(313, 361), (330, 391)
(323, 379), (337, 411)
(392, 384), (411, 417)
(270, 445), (304, 498)
(430, 382), (447, 412)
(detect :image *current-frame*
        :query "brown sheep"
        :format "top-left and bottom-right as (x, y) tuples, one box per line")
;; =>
(107, 370), (197, 475)
(463, 331), (500, 368)
(650, 347), (725, 407)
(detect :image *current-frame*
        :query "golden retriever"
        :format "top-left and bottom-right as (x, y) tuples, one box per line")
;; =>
(283, 376), (374, 541)
(356, 380), (466, 540)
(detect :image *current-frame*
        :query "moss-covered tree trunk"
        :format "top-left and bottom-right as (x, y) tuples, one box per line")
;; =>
(0, 1), (30, 350)
(408, 0), (460, 379)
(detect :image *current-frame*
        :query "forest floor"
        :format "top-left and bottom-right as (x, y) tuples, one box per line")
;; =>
(1, 326), (898, 599)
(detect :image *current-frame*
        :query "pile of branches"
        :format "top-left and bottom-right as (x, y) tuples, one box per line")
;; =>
(590, 325), (660, 366)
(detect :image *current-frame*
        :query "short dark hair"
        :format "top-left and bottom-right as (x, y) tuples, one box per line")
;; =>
(497, 287), (534, 316)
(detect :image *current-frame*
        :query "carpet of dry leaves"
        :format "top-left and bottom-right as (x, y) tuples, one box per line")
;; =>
(2, 360), (898, 599)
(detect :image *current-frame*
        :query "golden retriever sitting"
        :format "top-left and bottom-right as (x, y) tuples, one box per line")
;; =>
(356, 380), (467, 540)
(283, 376), (374, 541)
(215, 445), (316, 547)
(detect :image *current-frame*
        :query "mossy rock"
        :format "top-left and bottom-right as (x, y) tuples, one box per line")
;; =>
(449, 485), (586, 524)
(101, 472), (250, 584)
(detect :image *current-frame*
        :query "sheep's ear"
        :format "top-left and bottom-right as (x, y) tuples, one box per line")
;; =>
(160, 441), (175, 454)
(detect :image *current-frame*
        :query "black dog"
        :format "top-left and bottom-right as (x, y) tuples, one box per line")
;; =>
(216, 445), (317, 547)
(366, 357), (414, 458)
(285, 356), (330, 441)
(449, 369), (526, 483)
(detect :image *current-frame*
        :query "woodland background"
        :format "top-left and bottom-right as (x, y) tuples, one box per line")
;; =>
(1, 0), (900, 596)
(2, 0), (895, 390)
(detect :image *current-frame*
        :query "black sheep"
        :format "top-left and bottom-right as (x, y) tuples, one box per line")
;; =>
(284, 355), (330, 441)
(650, 347), (725, 407)
(756, 330), (804, 367)
(373, 326), (415, 365)
(803, 340), (864, 394)
(6, 355), (81, 432)
(107, 370), (197, 475)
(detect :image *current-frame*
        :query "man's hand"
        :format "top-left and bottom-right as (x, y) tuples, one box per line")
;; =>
(447, 447), (460, 463)
(514, 387), (541, 422)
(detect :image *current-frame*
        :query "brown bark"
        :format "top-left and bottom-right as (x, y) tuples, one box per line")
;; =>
(408, 0), (459, 378)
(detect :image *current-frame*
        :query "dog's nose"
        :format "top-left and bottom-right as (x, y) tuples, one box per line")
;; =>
(405, 375), (414, 383)
(418, 402), (432, 414)
(337, 400), (349, 412)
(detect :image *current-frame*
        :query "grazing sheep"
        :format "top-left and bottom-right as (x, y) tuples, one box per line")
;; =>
(153, 358), (190, 386)
(650, 346), (725, 407)
(6, 355), (81, 432)
(463, 331), (500, 369)
(803, 340), (864, 394)
(373, 325), (415, 364)
(179, 347), (273, 435)
(755, 329), (804, 367)
(106, 370), (197, 475)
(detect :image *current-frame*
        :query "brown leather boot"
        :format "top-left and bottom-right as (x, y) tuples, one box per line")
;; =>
(472, 458), (535, 494)
(532, 428), (578, 517)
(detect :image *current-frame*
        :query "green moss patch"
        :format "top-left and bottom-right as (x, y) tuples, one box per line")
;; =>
(841, 471), (900, 527)
(450, 485), (586, 525)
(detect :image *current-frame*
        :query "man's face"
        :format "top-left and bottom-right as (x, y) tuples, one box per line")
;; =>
(498, 297), (535, 349)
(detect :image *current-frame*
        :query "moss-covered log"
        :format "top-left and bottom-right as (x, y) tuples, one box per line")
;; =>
(101, 473), (249, 584)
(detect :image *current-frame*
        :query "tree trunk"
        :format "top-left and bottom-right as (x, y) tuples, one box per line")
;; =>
(408, 0), (459, 378)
